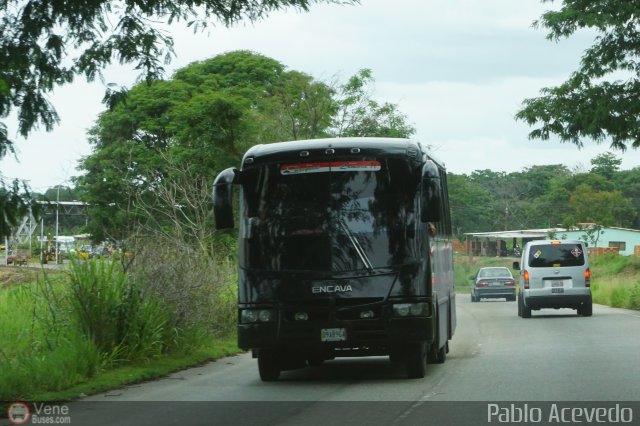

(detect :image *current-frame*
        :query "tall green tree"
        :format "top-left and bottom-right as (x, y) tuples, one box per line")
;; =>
(516, 0), (640, 150)
(590, 151), (622, 180)
(519, 164), (572, 198)
(614, 168), (640, 228)
(534, 174), (573, 228)
(77, 51), (300, 241)
(565, 184), (635, 227)
(447, 151), (640, 235)
(0, 0), (355, 154)
(0, 180), (35, 239)
(0, 0), (357, 239)
(447, 173), (496, 238)
(77, 51), (414, 241)
(332, 69), (415, 138)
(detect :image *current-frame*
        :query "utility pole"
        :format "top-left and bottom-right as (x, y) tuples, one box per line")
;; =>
(55, 185), (60, 264)
(504, 206), (509, 231)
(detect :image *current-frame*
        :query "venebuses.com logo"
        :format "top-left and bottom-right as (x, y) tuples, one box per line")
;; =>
(7, 402), (30, 424)
(6, 402), (72, 425)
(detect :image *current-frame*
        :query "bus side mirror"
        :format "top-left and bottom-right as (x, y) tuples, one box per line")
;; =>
(420, 160), (441, 223)
(512, 261), (520, 270)
(212, 167), (239, 230)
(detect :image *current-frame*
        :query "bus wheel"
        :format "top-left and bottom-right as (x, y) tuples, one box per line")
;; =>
(307, 355), (325, 367)
(428, 341), (447, 364)
(389, 348), (403, 364)
(405, 342), (427, 379)
(258, 349), (281, 382)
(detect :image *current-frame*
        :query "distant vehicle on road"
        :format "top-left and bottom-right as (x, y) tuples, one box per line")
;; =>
(513, 239), (592, 318)
(470, 267), (516, 302)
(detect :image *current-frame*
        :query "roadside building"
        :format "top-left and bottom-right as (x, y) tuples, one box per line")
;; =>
(558, 227), (640, 256)
(464, 226), (640, 257)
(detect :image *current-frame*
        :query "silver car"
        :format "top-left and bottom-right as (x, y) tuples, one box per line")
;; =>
(470, 267), (516, 302)
(513, 239), (592, 318)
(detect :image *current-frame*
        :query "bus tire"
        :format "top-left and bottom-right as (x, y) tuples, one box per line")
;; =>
(307, 355), (325, 367)
(389, 348), (403, 364)
(405, 342), (427, 379)
(428, 341), (447, 364)
(258, 349), (281, 382)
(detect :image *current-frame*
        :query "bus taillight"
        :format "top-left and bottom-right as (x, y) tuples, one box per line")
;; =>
(523, 270), (530, 289)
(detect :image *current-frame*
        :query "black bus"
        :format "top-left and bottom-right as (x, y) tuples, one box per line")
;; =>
(213, 137), (456, 380)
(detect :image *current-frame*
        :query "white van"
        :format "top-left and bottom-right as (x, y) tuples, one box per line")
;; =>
(513, 240), (592, 318)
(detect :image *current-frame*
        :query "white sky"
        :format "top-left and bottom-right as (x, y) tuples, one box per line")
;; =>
(3, 0), (640, 192)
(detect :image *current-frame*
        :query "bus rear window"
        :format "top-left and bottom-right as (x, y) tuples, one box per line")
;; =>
(527, 244), (586, 268)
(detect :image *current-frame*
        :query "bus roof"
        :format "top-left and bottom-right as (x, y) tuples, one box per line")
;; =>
(241, 137), (445, 169)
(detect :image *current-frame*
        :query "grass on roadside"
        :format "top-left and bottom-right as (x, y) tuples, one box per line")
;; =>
(590, 254), (640, 310)
(0, 258), (239, 402)
(31, 335), (240, 401)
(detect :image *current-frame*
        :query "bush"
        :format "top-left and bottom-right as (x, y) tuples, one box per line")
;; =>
(66, 259), (173, 365)
(128, 237), (237, 340)
(0, 245), (237, 400)
(609, 286), (631, 308)
(628, 282), (640, 310)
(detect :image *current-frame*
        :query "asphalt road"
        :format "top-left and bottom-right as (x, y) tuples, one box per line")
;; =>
(49, 298), (640, 425)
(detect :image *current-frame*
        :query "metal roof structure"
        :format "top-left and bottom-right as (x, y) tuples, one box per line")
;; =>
(12, 201), (89, 244)
(464, 228), (566, 240)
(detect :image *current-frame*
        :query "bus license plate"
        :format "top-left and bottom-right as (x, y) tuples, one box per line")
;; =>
(551, 287), (564, 294)
(321, 328), (347, 342)
(551, 281), (564, 287)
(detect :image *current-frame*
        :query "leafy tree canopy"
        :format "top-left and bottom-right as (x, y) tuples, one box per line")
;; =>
(333, 69), (415, 138)
(590, 151), (622, 179)
(451, 154), (639, 237)
(516, 0), (640, 150)
(0, 0), (354, 152)
(0, 179), (35, 239)
(566, 184), (635, 227)
(447, 173), (496, 238)
(76, 51), (414, 241)
(0, 0), (357, 239)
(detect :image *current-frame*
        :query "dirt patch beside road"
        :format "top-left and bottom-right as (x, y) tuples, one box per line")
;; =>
(0, 265), (49, 288)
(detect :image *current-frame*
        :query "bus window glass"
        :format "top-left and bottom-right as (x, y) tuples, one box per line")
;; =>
(240, 158), (420, 272)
